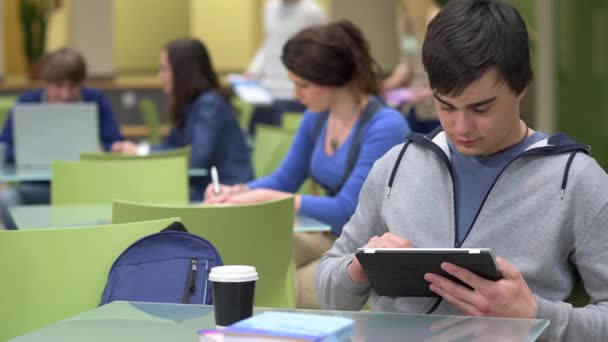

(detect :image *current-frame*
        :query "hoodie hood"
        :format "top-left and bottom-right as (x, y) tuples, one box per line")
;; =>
(387, 127), (591, 199)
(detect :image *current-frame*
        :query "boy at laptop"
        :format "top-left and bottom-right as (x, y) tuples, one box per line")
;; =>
(0, 47), (122, 228)
(316, 0), (608, 340)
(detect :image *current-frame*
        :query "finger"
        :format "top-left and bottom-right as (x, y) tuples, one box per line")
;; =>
(205, 192), (231, 204)
(365, 235), (404, 248)
(381, 232), (413, 248)
(441, 262), (491, 290)
(223, 192), (257, 204)
(111, 142), (122, 152)
(425, 272), (488, 314)
(495, 257), (518, 280)
(428, 282), (484, 316)
(203, 184), (214, 198)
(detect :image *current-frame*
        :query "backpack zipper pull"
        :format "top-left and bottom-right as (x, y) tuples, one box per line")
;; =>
(182, 259), (198, 304)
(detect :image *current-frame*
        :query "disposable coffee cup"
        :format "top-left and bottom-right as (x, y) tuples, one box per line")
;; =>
(209, 265), (258, 327)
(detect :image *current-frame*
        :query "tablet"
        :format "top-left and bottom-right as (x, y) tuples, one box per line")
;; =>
(355, 248), (501, 297)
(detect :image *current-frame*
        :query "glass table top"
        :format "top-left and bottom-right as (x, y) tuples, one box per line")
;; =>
(11, 301), (549, 342)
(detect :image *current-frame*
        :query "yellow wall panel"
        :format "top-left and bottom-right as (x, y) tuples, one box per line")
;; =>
(4, 0), (27, 77)
(113, 0), (189, 74)
(190, 0), (263, 72)
(45, 0), (71, 51)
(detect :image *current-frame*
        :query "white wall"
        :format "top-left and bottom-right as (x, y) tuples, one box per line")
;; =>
(330, 0), (400, 72)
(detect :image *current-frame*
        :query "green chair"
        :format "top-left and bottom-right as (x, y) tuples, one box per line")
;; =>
(0, 217), (180, 341)
(112, 198), (296, 308)
(51, 157), (189, 205)
(138, 98), (162, 144)
(281, 111), (303, 132)
(0, 95), (16, 127)
(253, 124), (318, 195)
(253, 124), (295, 178)
(232, 96), (255, 133)
(80, 145), (191, 166)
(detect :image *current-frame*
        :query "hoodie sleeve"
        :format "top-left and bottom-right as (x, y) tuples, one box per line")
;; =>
(316, 148), (399, 310)
(535, 161), (608, 341)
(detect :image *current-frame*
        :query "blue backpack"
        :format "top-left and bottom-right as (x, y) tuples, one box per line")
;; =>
(100, 222), (223, 305)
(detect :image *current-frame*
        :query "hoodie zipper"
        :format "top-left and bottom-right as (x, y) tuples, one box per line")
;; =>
(407, 135), (457, 314)
(182, 259), (198, 304)
(457, 146), (585, 247)
(409, 135), (589, 247)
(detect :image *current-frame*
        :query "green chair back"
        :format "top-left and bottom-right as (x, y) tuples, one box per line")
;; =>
(253, 124), (295, 178)
(0, 217), (179, 341)
(0, 95), (17, 128)
(281, 111), (303, 132)
(232, 96), (255, 133)
(138, 98), (162, 144)
(80, 146), (191, 166)
(252, 124), (317, 194)
(112, 198), (296, 308)
(51, 157), (189, 205)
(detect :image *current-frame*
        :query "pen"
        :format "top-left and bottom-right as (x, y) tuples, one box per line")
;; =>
(211, 166), (221, 196)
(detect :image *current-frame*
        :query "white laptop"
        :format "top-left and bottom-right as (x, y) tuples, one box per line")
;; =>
(13, 103), (100, 169)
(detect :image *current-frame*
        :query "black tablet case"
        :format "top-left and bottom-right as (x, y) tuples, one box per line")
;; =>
(355, 249), (501, 297)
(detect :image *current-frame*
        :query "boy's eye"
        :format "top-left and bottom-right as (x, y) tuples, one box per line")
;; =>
(472, 106), (490, 113)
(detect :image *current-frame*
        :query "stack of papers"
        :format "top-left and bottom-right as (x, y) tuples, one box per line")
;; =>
(228, 74), (274, 105)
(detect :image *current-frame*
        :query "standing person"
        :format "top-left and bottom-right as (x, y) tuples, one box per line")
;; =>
(246, 0), (327, 133)
(383, 0), (440, 133)
(112, 38), (253, 201)
(317, 1), (608, 341)
(0, 47), (123, 228)
(206, 21), (410, 308)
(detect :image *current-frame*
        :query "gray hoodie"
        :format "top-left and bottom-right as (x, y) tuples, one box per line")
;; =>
(317, 130), (608, 341)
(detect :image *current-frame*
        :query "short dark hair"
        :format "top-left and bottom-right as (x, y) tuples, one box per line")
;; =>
(282, 20), (381, 96)
(41, 47), (87, 84)
(165, 38), (224, 127)
(422, 0), (532, 96)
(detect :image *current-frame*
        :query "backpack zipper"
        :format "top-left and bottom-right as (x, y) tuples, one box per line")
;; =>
(182, 259), (198, 304)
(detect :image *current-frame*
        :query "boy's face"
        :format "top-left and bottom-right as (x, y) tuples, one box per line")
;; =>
(45, 80), (82, 102)
(434, 69), (526, 156)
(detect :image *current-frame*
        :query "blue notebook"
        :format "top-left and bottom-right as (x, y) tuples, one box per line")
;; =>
(199, 311), (354, 341)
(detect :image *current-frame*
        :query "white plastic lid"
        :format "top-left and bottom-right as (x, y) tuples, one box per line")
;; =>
(208, 265), (259, 283)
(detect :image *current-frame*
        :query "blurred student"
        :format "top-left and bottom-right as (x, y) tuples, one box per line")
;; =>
(383, 0), (440, 133)
(0, 47), (122, 227)
(112, 38), (253, 201)
(205, 21), (410, 308)
(246, 0), (326, 133)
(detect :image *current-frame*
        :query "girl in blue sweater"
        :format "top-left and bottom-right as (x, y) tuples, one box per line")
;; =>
(113, 39), (253, 201)
(206, 21), (410, 308)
